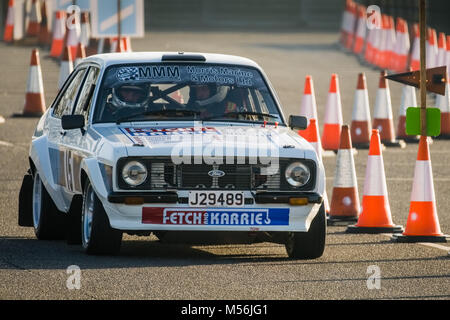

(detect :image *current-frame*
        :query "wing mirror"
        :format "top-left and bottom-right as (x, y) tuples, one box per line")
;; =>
(61, 115), (85, 130)
(288, 115), (307, 130)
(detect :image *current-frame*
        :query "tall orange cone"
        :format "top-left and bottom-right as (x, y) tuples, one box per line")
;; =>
(410, 23), (420, 70)
(426, 28), (438, 69)
(373, 70), (406, 148)
(436, 32), (447, 67)
(309, 119), (330, 215)
(351, 73), (372, 149)
(65, 11), (81, 59)
(352, 5), (366, 55)
(396, 79), (420, 143)
(327, 125), (360, 225)
(3, 0), (14, 43)
(14, 49), (46, 117)
(392, 136), (448, 243)
(347, 129), (403, 233)
(435, 75), (450, 139)
(38, 0), (51, 46)
(322, 74), (343, 152)
(392, 18), (410, 72)
(26, 0), (41, 37)
(58, 46), (74, 90)
(50, 11), (66, 58)
(298, 75), (319, 142)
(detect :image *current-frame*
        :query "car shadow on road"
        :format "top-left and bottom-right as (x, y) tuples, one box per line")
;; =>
(0, 236), (290, 270)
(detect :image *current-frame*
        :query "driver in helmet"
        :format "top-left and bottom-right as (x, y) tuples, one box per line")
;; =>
(188, 83), (231, 118)
(102, 83), (150, 120)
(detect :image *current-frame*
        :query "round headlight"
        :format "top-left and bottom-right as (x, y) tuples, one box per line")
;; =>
(285, 162), (310, 187)
(122, 161), (147, 186)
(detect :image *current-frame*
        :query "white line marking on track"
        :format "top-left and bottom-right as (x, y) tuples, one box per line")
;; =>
(380, 233), (450, 252)
(0, 140), (14, 147)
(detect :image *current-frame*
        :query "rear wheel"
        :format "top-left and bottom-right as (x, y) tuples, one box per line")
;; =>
(285, 203), (326, 259)
(32, 173), (66, 240)
(81, 180), (122, 255)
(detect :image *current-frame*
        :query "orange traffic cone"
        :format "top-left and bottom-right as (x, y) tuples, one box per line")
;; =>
(435, 75), (450, 139)
(298, 75), (319, 142)
(58, 46), (73, 90)
(397, 69), (420, 143)
(309, 119), (330, 215)
(50, 11), (66, 58)
(426, 28), (438, 69)
(410, 23), (420, 70)
(347, 129), (403, 233)
(327, 125), (360, 225)
(352, 5), (366, 55)
(351, 73), (372, 149)
(322, 74), (343, 152)
(437, 32), (447, 67)
(373, 70), (406, 148)
(14, 49), (46, 117)
(38, 0), (51, 46)
(74, 43), (86, 67)
(3, 0), (14, 43)
(385, 16), (396, 71)
(65, 11), (81, 59)
(114, 37), (126, 53)
(392, 18), (410, 72)
(26, 0), (41, 37)
(392, 136), (448, 242)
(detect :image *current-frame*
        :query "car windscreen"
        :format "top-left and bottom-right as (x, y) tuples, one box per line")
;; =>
(92, 63), (283, 124)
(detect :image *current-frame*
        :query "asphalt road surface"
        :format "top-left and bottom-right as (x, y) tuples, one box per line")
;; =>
(0, 31), (449, 300)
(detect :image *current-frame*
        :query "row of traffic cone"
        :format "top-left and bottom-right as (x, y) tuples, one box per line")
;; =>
(299, 72), (409, 155)
(341, 0), (450, 75)
(327, 124), (447, 242)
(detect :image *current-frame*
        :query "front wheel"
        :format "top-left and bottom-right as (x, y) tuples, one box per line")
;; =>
(32, 172), (66, 240)
(81, 180), (122, 255)
(285, 203), (326, 259)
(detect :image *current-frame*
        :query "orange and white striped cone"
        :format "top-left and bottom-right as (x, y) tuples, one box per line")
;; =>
(298, 75), (319, 142)
(446, 36), (450, 75)
(14, 49), (46, 117)
(309, 119), (330, 215)
(340, 0), (354, 49)
(26, 0), (41, 37)
(364, 27), (375, 65)
(74, 43), (86, 67)
(58, 46), (73, 90)
(435, 76), (450, 139)
(327, 125), (360, 225)
(410, 23), (420, 70)
(351, 73), (372, 149)
(322, 74), (343, 152)
(124, 37), (132, 52)
(374, 14), (388, 69)
(80, 12), (90, 48)
(392, 136), (448, 243)
(50, 11), (66, 58)
(65, 11), (81, 59)
(38, 0), (51, 46)
(385, 16), (396, 71)
(397, 77), (420, 143)
(437, 32), (447, 67)
(373, 70), (406, 148)
(3, 0), (14, 43)
(426, 28), (438, 69)
(352, 5), (366, 55)
(392, 18), (410, 72)
(347, 129), (403, 233)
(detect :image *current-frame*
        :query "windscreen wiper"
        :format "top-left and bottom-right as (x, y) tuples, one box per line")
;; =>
(202, 111), (279, 121)
(115, 109), (201, 124)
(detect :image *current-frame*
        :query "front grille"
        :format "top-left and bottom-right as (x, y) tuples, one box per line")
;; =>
(117, 157), (315, 191)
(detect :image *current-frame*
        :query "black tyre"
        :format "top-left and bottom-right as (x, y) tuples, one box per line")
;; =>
(32, 172), (66, 240)
(285, 203), (326, 259)
(81, 179), (122, 255)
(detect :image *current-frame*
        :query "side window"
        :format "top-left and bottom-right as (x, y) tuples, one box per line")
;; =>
(53, 69), (87, 118)
(73, 67), (100, 122)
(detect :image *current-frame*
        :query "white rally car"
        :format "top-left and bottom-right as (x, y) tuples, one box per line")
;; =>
(18, 52), (326, 259)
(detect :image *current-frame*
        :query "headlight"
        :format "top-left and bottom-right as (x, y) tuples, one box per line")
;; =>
(285, 162), (311, 187)
(121, 161), (148, 187)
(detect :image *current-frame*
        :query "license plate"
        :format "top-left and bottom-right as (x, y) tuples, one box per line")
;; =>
(188, 191), (245, 207)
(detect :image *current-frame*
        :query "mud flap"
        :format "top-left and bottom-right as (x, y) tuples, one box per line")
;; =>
(18, 170), (34, 227)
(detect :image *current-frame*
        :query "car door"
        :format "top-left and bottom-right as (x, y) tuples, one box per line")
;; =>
(60, 66), (101, 197)
(46, 67), (88, 210)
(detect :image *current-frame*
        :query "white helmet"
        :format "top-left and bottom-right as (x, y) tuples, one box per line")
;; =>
(111, 84), (150, 108)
